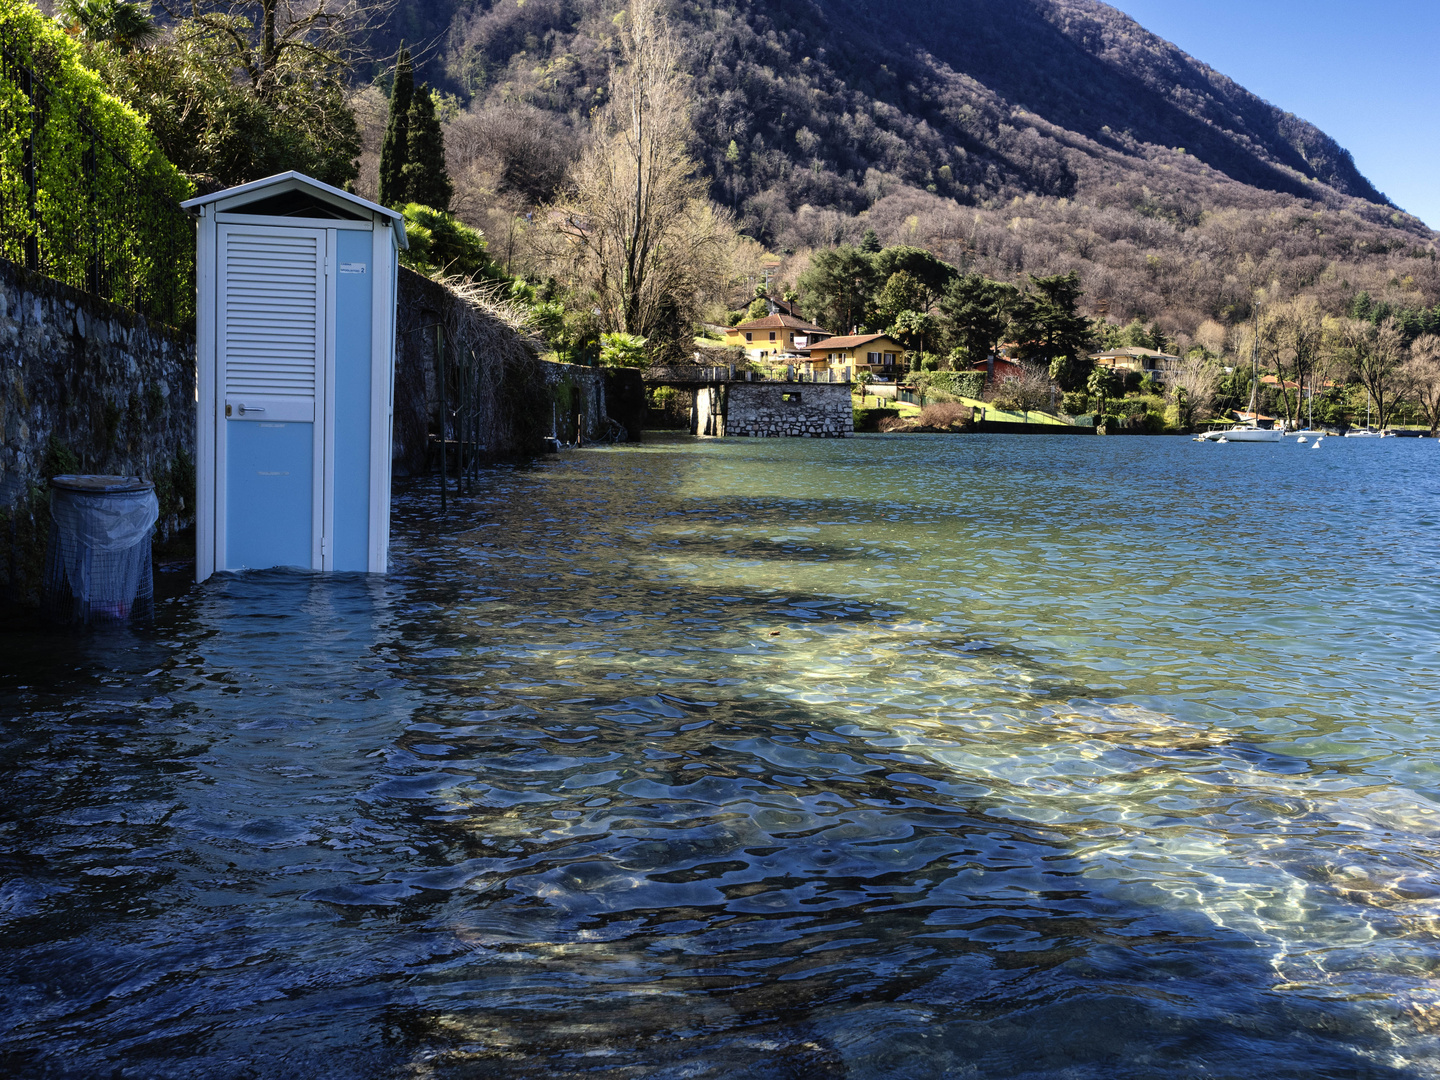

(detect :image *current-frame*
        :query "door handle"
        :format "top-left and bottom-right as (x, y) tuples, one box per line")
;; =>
(237, 403), (265, 415)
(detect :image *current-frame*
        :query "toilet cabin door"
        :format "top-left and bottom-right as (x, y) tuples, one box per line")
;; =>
(215, 223), (331, 571)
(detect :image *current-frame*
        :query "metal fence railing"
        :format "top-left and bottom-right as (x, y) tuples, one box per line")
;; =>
(645, 364), (859, 385)
(0, 33), (193, 328)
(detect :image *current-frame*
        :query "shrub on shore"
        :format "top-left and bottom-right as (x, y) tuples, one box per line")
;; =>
(918, 403), (972, 429)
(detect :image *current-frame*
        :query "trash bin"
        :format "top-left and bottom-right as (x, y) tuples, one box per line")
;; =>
(42, 475), (159, 625)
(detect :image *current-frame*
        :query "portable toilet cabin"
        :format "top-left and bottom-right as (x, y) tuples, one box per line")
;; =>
(182, 172), (407, 583)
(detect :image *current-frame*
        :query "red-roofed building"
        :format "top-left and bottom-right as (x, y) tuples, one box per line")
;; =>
(970, 356), (1026, 384)
(1260, 375), (1301, 390)
(724, 313), (832, 360)
(800, 333), (906, 379)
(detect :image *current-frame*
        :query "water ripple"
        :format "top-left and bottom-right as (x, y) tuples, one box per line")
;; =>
(2, 434), (1439, 1077)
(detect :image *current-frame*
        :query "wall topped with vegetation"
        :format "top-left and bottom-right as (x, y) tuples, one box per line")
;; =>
(0, 0), (193, 327)
(392, 267), (648, 479)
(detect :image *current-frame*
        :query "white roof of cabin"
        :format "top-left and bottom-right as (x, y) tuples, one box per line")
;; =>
(182, 171), (408, 249)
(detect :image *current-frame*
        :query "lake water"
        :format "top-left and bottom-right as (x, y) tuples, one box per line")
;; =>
(3, 433), (1440, 1079)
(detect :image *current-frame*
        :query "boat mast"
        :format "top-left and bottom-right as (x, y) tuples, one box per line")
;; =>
(1250, 301), (1261, 425)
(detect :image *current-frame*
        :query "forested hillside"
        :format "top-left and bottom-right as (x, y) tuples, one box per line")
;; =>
(424, 0), (1392, 210)
(353, 0), (1439, 343)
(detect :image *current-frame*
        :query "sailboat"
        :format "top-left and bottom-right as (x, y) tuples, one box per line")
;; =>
(1206, 417), (1285, 442)
(1290, 370), (1326, 440)
(1199, 331), (1283, 442)
(1343, 391), (1387, 436)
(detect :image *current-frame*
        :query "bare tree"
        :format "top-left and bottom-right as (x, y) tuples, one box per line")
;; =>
(988, 362), (1056, 416)
(1167, 354), (1221, 425)
(1403, 334), (1440, 437)
(1192, 319), (1227, 358)
(1331, 317), (1412, 431)
(446, 105), (580, 210)
(542, 0), (732, 356)
(439, 105), (583, 275)
(1266, 296), (1324, 427)
(163, 0), (391, 100)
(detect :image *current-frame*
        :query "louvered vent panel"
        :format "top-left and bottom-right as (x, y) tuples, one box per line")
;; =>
(222, 232), (322, 398)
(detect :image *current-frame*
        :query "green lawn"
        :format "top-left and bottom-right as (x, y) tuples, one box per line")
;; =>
(950, 397), (1077, 426)
(852, 393), (921, 416)
(850, 392), (1076, 426)
(948, 396), (1072, 426)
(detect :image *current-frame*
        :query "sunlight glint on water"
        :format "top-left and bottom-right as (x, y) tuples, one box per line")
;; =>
(2, 432), (1439, 1079)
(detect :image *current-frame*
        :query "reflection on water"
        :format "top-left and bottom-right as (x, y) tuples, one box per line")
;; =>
(3, 433), (1440, 1078)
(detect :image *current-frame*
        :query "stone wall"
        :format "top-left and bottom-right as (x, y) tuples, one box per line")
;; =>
(1, 258), (195, 603)
(538, 360), (610, 444)
(392, 269), (640, 473)
(725, 382), (853, 438)
(391, 269), (446, 476)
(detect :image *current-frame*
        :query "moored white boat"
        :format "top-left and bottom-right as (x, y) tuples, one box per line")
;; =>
(1200, 423), (1284, 443)
(1199, 341), (1285, 443)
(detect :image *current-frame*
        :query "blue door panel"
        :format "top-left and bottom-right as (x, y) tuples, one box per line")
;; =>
(332, 230), (373, 571)
(226, 421), (313, 570)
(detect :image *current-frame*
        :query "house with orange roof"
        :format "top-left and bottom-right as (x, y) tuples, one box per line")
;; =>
(1260, 374), (1303, 390)
(800, 333), (906, 379)
(724, 313), (832, 361)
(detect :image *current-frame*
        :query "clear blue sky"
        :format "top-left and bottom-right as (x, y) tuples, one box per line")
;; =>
(1109, 0), (1440, 229)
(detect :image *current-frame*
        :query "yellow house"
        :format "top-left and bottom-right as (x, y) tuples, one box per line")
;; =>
(724, 314), (832, 361)
(801, 334), (905, 379)
(1090, 347), (1179, 379)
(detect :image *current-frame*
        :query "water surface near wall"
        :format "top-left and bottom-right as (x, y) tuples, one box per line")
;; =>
(2, 434), (1439, 1078)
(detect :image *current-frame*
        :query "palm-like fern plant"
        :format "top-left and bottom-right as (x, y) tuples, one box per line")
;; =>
(54, 0), (159, 52)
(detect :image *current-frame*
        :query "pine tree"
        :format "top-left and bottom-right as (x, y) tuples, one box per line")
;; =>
(859, 228), (881, 254)
(377, 45), (413, 208)
(1009, 272), (1094, 388)
(939, 273), (1018, 367)
(401, 84), (453, 210)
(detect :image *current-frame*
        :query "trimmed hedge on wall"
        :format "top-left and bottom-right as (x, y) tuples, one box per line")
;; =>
(917, 370), (987, 400)
(0, 1), (192, 325)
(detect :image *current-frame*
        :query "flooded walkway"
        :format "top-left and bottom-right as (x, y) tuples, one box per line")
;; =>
(3, 434), (1440, 1078)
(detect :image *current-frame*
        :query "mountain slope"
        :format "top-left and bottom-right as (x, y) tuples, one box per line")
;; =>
(877, 0), (1385, 202)
(422, 0), (1394, 212)
(366, 0), (1439, 334)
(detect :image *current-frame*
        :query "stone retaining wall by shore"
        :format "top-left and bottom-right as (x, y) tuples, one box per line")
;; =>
(392, 270), (642, 474)
(725, 382), (853, 438)
(1, 258), (195, 604)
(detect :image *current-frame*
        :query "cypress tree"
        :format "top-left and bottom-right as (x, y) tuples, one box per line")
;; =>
(377, 45), (413, 208)
(401, 84), (453, 211)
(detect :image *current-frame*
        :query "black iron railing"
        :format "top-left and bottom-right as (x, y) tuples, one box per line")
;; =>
(0, 33), (193, 328)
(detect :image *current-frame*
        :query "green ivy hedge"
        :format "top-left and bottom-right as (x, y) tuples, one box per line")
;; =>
(1, 1), (192, 325)
(916, 370), (987, 400)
